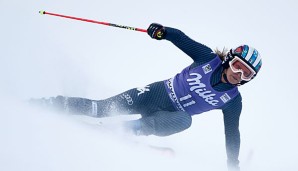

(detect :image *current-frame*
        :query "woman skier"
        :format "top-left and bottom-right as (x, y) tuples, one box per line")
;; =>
(33, 23), (262, 171)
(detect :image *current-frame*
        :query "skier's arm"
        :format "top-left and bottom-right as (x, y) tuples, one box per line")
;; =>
(222, 94), (242, 171)
(147, 23), (215, 64)
(164, 27), (215, 64)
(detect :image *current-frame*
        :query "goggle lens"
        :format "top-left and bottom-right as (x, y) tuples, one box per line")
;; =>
(229, 57), (256, 81)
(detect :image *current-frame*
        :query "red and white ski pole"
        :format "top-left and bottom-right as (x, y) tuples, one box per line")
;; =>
(39, 10), (147, 33)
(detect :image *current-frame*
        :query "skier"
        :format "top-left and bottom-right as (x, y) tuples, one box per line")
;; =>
(32, 23), (262, 171)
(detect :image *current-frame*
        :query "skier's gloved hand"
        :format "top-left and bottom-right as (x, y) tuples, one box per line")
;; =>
(147, 23), (167, 40)
(227, 160), (240, 171)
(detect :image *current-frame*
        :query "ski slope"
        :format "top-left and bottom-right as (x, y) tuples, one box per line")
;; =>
(1, 98), (232, 171)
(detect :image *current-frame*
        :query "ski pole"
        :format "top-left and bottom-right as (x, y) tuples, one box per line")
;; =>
(39, 10), (147, 33)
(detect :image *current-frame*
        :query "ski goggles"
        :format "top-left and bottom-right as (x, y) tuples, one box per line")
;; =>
(229, 56), (256, 81)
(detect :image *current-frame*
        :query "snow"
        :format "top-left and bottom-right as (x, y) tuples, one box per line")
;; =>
(0, 99), (218, 171)
(1, 0), (298, 171)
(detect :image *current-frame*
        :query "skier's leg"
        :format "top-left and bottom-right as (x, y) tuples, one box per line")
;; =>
(29, 81), (174, 118)
(29, 85), (152, 117)
(124, 111), (192, 136)
(29, 95), (98, 116)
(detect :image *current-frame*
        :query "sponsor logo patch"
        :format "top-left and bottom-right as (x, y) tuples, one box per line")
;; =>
(220, 93), (231, 103)
(202, 64), (212, 74)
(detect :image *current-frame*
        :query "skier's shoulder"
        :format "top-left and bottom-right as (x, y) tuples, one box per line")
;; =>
(190, 52), (220, 68)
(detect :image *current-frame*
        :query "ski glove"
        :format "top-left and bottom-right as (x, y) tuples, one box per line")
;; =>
(147, 23), (167, 40)
(227, 160), (240, 171)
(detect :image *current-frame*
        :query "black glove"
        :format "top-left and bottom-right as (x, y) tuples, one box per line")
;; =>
(147, 23), (167, 40)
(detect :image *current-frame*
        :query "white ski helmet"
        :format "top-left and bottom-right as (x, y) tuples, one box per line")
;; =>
(222, 45), (262, 84)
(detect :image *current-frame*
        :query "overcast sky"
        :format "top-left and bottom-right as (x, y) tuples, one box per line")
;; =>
(1, 0), (298, 171)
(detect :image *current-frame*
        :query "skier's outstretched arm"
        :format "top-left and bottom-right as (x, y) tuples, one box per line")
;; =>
(147, 23), (215, 64)
(222, 94), (242, 171)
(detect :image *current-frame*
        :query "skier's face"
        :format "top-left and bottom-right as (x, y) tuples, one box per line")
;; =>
(225, 67), (242, 84)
